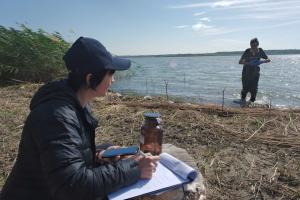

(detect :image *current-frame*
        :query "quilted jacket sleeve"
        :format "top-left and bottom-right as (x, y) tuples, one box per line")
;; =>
(31, 111), (140, 200)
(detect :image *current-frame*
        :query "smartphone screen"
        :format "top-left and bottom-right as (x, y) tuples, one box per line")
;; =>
(102, 146), (139, 158)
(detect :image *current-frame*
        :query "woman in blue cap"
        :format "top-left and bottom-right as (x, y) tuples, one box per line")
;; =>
(1, 37), (159, 200)
(239, 38), (271, 105)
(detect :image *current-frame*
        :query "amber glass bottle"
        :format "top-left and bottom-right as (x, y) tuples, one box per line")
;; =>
(140, 112), (163, 155)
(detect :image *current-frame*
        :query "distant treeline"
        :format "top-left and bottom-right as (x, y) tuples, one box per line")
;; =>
(126, 49), (300, 58)
(0, 24), (70, 84)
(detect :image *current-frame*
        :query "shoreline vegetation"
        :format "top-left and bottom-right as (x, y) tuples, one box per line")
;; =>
(0, 84), (300, 199)
(0, 24), (69, 84)
(0, 24), (300, 199)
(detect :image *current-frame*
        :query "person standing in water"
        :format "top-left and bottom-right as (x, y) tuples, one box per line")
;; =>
(239, 38), (271, 105)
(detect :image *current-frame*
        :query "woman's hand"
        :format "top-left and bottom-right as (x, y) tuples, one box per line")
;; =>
(132, 154), (160, 179)
(239, 59), (246, 65)
(97, 147), (160, 179)
(96, 146), (121, 163)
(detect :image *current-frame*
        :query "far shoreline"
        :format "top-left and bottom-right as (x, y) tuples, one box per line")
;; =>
(122, 49), (300, 58)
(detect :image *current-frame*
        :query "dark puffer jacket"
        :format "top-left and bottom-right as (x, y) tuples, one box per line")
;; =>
(0, 79), (140, 200)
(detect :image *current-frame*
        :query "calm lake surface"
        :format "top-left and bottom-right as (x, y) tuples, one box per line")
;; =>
(111, 54), (300, 108)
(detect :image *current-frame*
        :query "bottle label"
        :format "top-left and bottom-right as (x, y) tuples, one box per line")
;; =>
(140, 135), (145, 144)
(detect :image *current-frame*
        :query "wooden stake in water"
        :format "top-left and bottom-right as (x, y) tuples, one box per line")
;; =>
(164, 80), (169, 101)
(146, 79), (148, 95)
(183, 72), (186, 89)
(222, 88), (225, 111)
(268, 99), (272, 118)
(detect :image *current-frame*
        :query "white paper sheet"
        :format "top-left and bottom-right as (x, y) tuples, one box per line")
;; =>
(108, 153), (197, 200)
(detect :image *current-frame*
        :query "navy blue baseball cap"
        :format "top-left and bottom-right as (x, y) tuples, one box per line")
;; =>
(63, 37), (131, 73)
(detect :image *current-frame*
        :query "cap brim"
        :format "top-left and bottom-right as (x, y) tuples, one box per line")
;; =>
(107, 56), (131, 71)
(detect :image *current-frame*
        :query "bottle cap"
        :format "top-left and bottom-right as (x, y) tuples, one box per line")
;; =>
(143, 112), (160, 119)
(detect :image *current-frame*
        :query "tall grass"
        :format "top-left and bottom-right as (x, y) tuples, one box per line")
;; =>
(0, 24), (70, 84)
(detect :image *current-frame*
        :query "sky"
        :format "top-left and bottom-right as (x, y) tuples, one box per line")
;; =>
(1, 0), (300, 55)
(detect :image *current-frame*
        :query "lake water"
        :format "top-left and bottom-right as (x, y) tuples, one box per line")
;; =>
(111, 55), (300, 108)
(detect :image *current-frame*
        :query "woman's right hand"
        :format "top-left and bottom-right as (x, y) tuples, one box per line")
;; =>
(133, 154), (160, 179)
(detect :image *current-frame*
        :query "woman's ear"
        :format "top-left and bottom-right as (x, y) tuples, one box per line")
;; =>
(86, 73), (92, 88)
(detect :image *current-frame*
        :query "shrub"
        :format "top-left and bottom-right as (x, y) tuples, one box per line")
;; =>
(0, 24), (70, 84)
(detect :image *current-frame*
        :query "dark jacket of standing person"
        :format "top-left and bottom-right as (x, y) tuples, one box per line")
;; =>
(239, 38), (270, 102)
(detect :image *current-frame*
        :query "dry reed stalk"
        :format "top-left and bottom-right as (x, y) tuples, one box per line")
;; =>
(245, 118), (278, 142)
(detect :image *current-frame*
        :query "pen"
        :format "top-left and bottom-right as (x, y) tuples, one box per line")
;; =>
(138, 150), (147, 157)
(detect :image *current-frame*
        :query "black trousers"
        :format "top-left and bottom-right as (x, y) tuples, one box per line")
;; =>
(241, 65), (260, 102)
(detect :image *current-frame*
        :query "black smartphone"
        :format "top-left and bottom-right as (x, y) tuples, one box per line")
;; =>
(102, 146), (139, 158)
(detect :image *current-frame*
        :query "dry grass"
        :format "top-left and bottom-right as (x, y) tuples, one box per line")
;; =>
(0, 84), (300, 199)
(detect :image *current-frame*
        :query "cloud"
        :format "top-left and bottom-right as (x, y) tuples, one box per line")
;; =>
(192, 22), (213, 31)
(193, 12), (205, 16)
(174, 25), (189, 29)
(168, 0), (300, 15)
(168, 0), (269, 9)
(170, 0), (300, 37)
(190, 19), (300, 36)
(197, 27), (239, 36)
(199, 17), (211, 22)
(215, 0), (300, 10)
(214, 6), (300, 22)
(212, 0), (238, 8)
(168, 2), (211, 9)
(174, 21), (241, 36)
(173, 20), (239, 36)
(261, 20), (300, 29)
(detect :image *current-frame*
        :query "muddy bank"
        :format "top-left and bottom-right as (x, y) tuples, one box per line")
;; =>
(0, 84), (299, 199)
